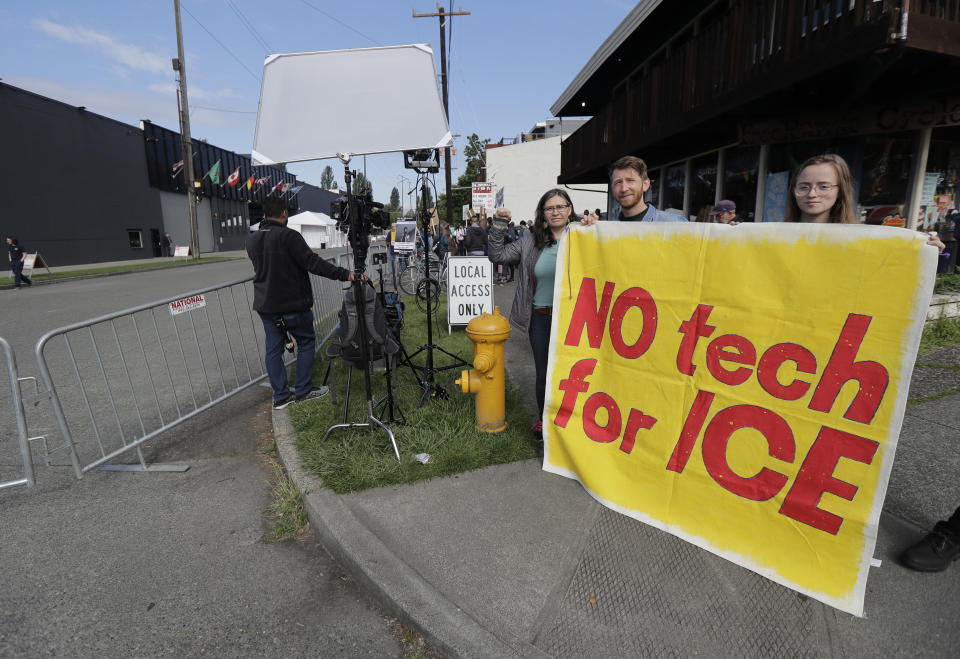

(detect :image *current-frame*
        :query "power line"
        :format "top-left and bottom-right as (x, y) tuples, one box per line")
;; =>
(181, 3), (260, 82)
(226, 0), (272, 53)
(298, 0), (381, 46)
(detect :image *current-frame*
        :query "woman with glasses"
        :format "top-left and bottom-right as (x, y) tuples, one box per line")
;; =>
(785, 154), (944, 252)
(488, 188), (582, 439)
(785, 154), (859, 224)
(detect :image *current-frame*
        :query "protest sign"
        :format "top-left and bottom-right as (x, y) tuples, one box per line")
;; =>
(543, 222), (936, 616)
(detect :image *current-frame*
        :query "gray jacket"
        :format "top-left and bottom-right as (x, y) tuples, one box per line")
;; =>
(487, 226), (544, 333)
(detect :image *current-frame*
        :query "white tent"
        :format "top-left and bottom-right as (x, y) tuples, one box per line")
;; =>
(287, 211), (346, 249)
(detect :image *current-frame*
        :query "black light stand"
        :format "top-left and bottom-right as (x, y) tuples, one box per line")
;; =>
(322, 155), (400, 462)
(399, 162), (469, 406)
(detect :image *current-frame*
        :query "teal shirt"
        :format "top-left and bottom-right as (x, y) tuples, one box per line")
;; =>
(533, 242), (559, 308)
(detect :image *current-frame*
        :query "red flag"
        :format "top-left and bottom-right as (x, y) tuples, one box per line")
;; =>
(225, 167), (241, 187)
(171, 160), (184, 178)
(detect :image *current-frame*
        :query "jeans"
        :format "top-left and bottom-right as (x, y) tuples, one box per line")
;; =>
(528, 310), (552, 416)
(11, 261), (30, 288)
(259, 309), (316, 403)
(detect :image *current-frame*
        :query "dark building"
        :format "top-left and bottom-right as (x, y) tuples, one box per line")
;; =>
(1, 82), (335, 266)
(553, 0), (960, 229)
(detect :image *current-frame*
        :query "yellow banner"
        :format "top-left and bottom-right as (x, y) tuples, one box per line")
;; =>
(543, 222), (936, 616)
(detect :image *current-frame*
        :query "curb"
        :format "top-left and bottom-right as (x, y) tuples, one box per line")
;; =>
(271, 407), (528, 659)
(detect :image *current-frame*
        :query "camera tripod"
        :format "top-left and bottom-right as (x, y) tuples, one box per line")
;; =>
(398, 169), (469, 406)
(322, 156), (400, 461)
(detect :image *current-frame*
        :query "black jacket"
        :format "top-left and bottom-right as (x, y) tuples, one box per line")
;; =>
(246, 219), (350, 314)
(463, 225), (486, 252)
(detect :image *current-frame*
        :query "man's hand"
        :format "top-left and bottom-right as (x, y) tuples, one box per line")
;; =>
(581, 213), (600, 226)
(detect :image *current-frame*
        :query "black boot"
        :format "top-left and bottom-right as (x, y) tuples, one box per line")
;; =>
(900, 521), (960, 572)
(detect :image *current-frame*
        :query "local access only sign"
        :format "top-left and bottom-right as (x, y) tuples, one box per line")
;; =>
(447, 256), (493, 329)
(542, 222), (936, 617)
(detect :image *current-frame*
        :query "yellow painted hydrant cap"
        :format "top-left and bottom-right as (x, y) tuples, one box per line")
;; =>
(465, 306), (511, 341)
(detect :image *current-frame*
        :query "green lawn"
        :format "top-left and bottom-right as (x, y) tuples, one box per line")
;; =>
(289, 294), (538, 493)
(16, 256), (242, 283)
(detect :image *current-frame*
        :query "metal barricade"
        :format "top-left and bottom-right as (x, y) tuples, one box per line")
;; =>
(35, 277), (269, 479)
(0, 337), (35, 490)
(29, 245), (383, 482)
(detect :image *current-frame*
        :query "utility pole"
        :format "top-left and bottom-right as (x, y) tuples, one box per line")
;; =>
(414, 5), (469, 228)
(173, 0), (200, 259)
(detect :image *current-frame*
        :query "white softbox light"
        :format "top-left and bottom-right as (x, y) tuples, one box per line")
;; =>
(252, 44), (452, 165)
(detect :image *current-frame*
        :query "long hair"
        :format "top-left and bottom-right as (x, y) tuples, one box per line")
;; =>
(532, 188), (573, 250)
(785, 154), (857, 224)
(6, 236), (18, 246)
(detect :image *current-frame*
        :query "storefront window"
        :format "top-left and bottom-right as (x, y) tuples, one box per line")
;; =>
(663, 163), (685, 211)
(922, 126), (960, 234)
(690, 154), (717, 220)
(646, 167), (660, 208)
(859, 134), (914, 208)
(724, 146), (759, 221)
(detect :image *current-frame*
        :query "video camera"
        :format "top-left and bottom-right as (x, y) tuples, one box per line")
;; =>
(330, 192), (391, 235)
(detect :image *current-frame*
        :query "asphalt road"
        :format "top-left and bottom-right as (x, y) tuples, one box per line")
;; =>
(0, 259), (413, 656)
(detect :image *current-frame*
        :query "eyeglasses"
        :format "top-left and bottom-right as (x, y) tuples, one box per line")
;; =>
(543, 203), (571, 214)
(793, 183), (839, 195)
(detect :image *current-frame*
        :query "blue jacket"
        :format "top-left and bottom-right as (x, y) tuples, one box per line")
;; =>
(614, 203), (688, 223)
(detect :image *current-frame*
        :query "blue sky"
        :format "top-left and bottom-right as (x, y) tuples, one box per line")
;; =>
(1, 1), (632, 206)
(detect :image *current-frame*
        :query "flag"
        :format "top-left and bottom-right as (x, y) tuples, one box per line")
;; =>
(203, 160), (222, 184)
(254, 176), (270, 192)
(225, 167), (241, 187)
(268, 181), (284, 196)
(171, 159), (184, 178)
(246, 174), (255, 190)
(288, 185), (304, 198)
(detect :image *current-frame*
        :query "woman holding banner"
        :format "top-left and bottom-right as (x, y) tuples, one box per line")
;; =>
(489, 188), (583, 439)
(786, 154), (945, 252)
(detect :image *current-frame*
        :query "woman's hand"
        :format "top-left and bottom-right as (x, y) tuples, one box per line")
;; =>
(925, 231), (945, 253)
(580, 213), (600, 226)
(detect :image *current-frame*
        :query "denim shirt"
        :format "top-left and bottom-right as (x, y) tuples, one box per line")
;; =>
(613, 203), (688, 223)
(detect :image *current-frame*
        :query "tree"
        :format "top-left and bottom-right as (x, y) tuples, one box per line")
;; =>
(352, 171), (372, 197)
(319, 165), (335, 190)
(449, 133), (489, 224)
(389, 186), (400, 213)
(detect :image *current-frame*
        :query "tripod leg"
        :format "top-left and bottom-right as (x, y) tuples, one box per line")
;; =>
(343, 365), (353, 424)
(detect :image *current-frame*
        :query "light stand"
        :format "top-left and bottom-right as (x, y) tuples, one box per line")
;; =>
(322, 155), (400, 462)
(400, 157), (469, 405)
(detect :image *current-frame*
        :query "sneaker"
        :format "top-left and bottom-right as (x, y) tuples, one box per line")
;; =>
(294, 385), (329, 403)
(900, 521), (960, 572)
(272, 394), (295, 410)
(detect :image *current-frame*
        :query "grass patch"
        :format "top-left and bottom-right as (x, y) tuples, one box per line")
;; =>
(919, 313), (960, 354)
(290, 294), (538, 493)
(21, 256), (241, 282)
(934, 273), (960, 294)
(263, 459), (309, 542)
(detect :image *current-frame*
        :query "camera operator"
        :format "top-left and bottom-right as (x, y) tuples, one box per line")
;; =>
(247, 197), (357, 409)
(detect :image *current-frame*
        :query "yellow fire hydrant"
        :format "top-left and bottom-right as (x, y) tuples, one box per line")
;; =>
(455, 307), (511, 432)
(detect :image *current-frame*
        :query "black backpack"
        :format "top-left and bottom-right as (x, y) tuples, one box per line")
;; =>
(329, 284), (398, 367)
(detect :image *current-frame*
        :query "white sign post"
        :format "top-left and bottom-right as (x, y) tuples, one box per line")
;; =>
(446, 256), (494, 333)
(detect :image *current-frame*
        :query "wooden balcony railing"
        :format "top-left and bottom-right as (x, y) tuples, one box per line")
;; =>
(562, 0), (920, 180)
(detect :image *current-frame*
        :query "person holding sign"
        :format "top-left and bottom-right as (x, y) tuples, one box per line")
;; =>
(489, 189), (587, 438)
(785, 154), (945, 254)
(6, 237), (32, 289)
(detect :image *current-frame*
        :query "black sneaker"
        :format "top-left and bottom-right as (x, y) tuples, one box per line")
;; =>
(900, 521), (960, 572)
(272, 394), (295, 410)
(294, 385), (329, 403)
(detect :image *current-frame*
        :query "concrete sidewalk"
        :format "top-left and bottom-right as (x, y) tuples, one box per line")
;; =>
(274, 279), (960, 657)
